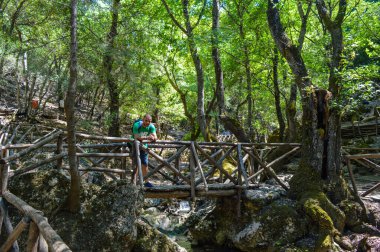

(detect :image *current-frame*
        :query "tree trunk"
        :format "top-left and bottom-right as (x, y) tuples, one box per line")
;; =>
(285, 0), (311, 142)
(65, 0), (81, 213)
(316, 0), (347, 196)
(88, 84), (100, 120)
(161, 0), (208, 140)
(267, 1), (352, 249)
(104, 0), (121, 137)
(286, 82), (297, 142)
(267, 0), (343, 191)
(212, 0), (225, 117)
(272, 47), (285, 141)
(182, 0), (208, 141)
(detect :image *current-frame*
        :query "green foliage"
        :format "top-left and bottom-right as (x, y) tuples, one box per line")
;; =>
(0, 0), (378, 137)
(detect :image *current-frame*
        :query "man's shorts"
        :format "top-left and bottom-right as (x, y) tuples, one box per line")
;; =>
(140, 150), (148, 165)
(127, 142), (149, 165)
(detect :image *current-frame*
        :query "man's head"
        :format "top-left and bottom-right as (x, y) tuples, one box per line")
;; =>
(142, 114), (152, 127)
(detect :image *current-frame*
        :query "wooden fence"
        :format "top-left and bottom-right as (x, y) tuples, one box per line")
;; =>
(0, 122), (379, 251)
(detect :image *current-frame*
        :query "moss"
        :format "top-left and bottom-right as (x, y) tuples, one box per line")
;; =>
(300, 191), (346, 251)
(289, 160), (322, 198)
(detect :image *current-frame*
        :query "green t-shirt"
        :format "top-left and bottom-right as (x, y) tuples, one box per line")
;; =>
(132, 121), (156, 146)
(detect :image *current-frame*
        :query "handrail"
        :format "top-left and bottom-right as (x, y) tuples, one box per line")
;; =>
(2, 191), (71, 252)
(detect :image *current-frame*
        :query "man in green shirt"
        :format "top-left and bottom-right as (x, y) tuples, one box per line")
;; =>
(132, 114), (157, 187)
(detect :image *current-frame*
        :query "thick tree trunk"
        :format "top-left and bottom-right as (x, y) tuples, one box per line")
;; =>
(273, 47), (285, 141)
(104, 0), (121, 137)
(285, 0), (311, 142)
(65, 0), (81, 213)
(182, 0), (208, 141)
(316, 0), (347, 191)
(212, 0), (225, 117)
(286, 83), (297, 142)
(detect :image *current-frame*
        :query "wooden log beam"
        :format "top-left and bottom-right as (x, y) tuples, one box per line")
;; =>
(245, 146), (300, 182)
(0, 216), (30, 252)
(147, 163), (177, 183)
(140, 145), (190, 184)
(194, 142), (237, 184)
(0, 130), (63, 164)
(190, 142), (208, 190)
(2, 191), (71, 252)
(63, 167), (126, 174)
(345, 153), (380, 160)
(76, 153), (130, 158)
(16, 125), (36, 144)
(361, 182), (380, 197)
(342, 149), (380, 172)
(135, 141), (144, 187)
(11, 153), (68, 177)
(189, 152), (196, 201)
(26, 221), (39, 252)
(237, 144), (249, 187)
(0, 198), (19, 251)
(144, 145), (187, 180)
(194, 149), (224, 186)
(242, 146), (289, 190)
(143, 183), (260, 198)
(1, 124), (20, 150)
(75, 132), (132, 142)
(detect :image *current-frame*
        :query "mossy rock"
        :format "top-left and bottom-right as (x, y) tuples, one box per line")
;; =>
(233, 199), (307, 251)
(9, 169), (70, 216)
(338, 199), (363, 227)
(133, 220), (185, 252)
(300, 191), (345, 251)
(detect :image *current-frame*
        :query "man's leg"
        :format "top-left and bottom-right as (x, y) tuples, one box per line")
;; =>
(140, 150), (153, 187)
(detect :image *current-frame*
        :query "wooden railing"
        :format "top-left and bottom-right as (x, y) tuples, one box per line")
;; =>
(1, 122), (379, 250)
(0, 125), (71, 252)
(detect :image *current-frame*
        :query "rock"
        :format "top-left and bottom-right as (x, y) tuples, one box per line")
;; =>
(9, 169), (71, 216)
(188, 187), (306, 251)
(233, 199), (307, 251)
(133, 220), (186, 252)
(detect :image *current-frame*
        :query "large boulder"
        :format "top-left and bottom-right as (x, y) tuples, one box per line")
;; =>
(7, 170), (181, 251)
(188, 185), (307, 251)
(133, 220), (186, 252)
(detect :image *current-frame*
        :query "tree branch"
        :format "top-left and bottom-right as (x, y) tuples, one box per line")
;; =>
(192, 0), (207, 29)
(161, 0), (187, 34)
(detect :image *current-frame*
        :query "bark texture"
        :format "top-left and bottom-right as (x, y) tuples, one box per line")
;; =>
(65, 0), (81, 213)
(104, 0), (121, 137)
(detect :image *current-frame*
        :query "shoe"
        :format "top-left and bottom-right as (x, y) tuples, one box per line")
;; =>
(144, 182), (154, 188)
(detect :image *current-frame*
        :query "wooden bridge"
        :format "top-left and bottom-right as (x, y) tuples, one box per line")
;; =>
(0, 123), (379, 251)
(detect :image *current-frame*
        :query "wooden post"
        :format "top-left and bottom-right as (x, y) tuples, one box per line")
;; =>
(131, 143), (137, 185)
(0, 198), (19, 251)
(121, 144), (127, 179)
(56, 133), (63, 170)
(190, 142), (208, 191)
(236, 148), (242, 218)
(237, 144), (249, 188)
(1, 159), (9, 196)
(347, 159), (358, 195)
(174, 147), (180, 183)
(134, 140), (144, 187)
(26, 221), (39, 252)
(346, 158), (368, 217)
(38, 235), (49, 252)
(0, 216), (30, 252)
(189, 152), (196, 202)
